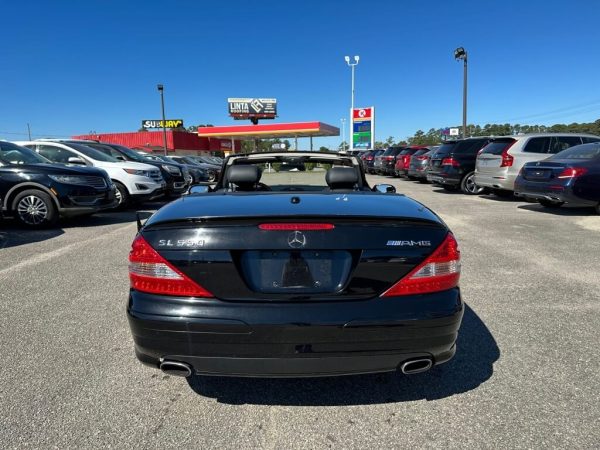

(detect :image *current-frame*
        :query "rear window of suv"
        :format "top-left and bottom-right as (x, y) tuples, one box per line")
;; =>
(382, 147), (403, 156)
(453, 139), (491, 154)
(480, 138), (516, 155)
(431, 142), (457, 158)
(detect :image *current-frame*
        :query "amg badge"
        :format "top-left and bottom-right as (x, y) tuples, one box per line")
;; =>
(387, 240), (432, 247)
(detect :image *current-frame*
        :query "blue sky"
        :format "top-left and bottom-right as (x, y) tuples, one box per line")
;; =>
(2, 0), (600, 148)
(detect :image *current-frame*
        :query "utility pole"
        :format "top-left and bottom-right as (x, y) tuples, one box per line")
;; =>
(27, 123), (31, 140)
(157, 84), (168, 156)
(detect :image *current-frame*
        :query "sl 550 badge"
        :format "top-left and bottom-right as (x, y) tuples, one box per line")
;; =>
(387, 240), (431, 247)
(158, 239), (205, 248)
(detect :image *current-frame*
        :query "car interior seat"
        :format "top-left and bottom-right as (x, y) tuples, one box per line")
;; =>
(325, 166), (359, 191)
(227, 165), (263, 191)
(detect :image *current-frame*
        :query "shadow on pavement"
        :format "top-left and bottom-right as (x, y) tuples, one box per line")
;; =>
(0, 200), (169, 248)
(431, 187), (461, 195)
(0, 226), (64, 249)
(518, 203), (597, 216)
(187, 304), (499, 406)
(477, 193), (520, 202)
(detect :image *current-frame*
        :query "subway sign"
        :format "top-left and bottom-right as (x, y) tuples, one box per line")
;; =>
(142, 119), (184, 129)
(351, 107), (375, 149)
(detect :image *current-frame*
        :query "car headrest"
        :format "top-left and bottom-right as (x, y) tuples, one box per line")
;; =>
(325, 167), (359, 190)
(227, 165), (262, 190)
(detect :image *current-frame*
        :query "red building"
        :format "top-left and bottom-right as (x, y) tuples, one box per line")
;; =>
(72, 130), (240, 155)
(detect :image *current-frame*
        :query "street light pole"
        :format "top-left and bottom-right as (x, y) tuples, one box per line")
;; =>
(157, 84), (168, 156)
(340, 118), (346, 151)
(454, 47), (468, 139)
(344, 55), (360, 150)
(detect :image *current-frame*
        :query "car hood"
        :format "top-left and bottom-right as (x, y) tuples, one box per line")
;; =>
(7, 163), (108, 176)
(145, 192), (443, 227)
(100, 161), (159, 171)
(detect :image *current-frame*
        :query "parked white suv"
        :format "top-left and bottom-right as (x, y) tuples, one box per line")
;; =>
(474, 133), (600, 196)
(14, 141), (165, 207)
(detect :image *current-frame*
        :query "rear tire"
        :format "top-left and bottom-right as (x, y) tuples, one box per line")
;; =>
(539, 199), (564, 208)
(12, 189), (58, 228)
(460, 171), (485, 195)
(113, 181), (130, 209)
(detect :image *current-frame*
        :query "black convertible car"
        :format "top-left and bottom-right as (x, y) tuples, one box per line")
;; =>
(127, 152), (463, 378)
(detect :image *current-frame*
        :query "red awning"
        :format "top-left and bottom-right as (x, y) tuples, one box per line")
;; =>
(197, 122), (339, 140)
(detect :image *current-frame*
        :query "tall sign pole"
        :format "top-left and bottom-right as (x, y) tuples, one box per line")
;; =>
(454, 47), (468, 139)
(344, 56), (360, 149)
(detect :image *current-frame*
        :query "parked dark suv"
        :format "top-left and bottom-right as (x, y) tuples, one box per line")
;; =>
(364, 149), (384, 174)
(375, 146), (405, 175)
(0, 141), (116, 227)
(427, 138), (492, 194)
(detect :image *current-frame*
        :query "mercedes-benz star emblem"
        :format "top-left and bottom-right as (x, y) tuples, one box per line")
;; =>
(287, 231), (307, 248)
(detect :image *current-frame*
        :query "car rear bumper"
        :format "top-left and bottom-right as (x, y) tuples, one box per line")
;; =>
(427, 173), (461, 186)
(127, 289), (463, 377)
(514, 183), (596, 206)
(474, 172), (515, 191)
(408, 167), (428, 178)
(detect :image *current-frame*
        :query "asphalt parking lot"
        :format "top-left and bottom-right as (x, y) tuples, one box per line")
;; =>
(1, 177), (599, 449)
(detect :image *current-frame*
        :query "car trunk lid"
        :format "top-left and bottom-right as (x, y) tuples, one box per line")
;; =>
(140, 194), (449, 301)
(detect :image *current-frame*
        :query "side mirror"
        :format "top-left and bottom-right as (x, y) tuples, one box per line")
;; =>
(67, 156), (86, 165)
(373, 184), (396, 194)
(115, 155), (126, 161)
(188, 184), (211, 195)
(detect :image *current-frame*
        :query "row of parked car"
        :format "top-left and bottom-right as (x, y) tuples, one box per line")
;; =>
(358, 133), (600, 213)
(0, 139), (223, 227)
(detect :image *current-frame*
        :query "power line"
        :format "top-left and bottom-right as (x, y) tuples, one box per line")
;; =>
(0, 131), (71, 138)
(489, 99), (600, 124)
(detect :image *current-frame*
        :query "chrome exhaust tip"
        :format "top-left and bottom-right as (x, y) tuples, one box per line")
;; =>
(400, 358), (433, 375)
(159, 360), (193, 377)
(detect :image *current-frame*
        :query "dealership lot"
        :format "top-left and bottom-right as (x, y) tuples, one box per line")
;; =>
(1, 177), (599, 448)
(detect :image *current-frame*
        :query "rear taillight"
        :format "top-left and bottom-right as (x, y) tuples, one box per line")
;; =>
(499, 140), (517, 167)
(500, 153), (514, 167)
(381, 233), (461, 297)
(441, 157), (460, 167)
(128, 235), (213, 297)
(557, 167), (588, 178)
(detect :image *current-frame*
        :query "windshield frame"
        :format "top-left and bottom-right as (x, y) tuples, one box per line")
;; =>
(216, 152), (365, 192)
